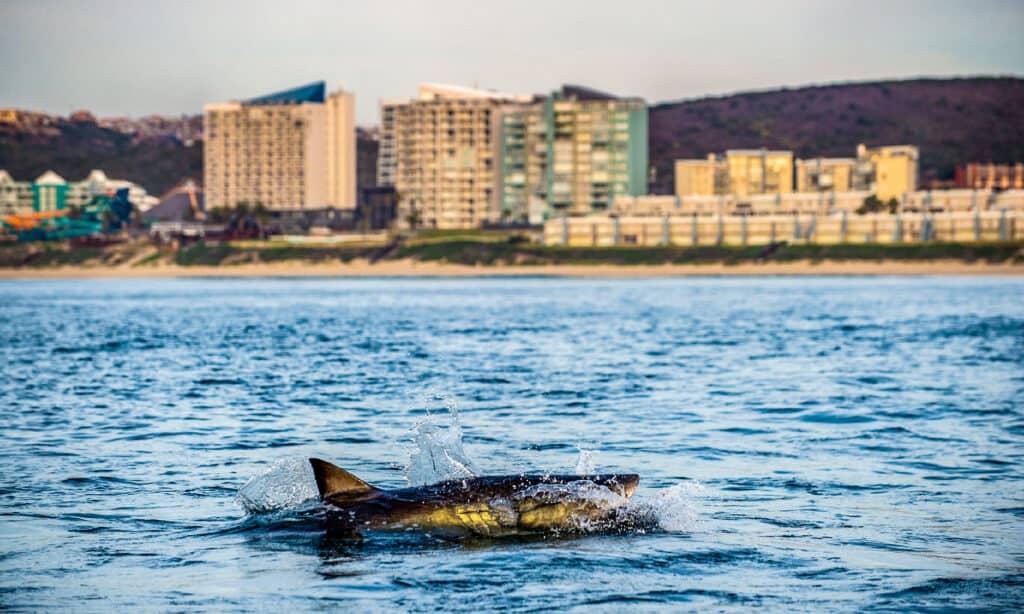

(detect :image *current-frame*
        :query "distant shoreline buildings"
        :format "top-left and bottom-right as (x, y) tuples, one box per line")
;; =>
(675, 144), (918, 203)
(3, 78), (1024, 237)
(376, 83), (648, 229)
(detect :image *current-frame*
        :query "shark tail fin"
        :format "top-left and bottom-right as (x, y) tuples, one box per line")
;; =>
(309, 458), (379, 499)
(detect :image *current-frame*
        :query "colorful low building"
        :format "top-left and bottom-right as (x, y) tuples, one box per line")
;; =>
(0, 169), (156, 215)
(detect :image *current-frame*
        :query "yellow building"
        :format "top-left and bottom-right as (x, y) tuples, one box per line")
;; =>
(674, 155), (725, 196)
(726, 149), (793, 196)
(858, 144), (918, 201)
(380, 84), (532, 229)
(203, 81), (355, 211)
(0, 109), (18, 124)
(795, 158), (856, 192)
(675, 149), (793, 197)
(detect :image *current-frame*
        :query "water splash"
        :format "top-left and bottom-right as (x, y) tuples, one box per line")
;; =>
(405, 395), (478, 486)
(574, 448), (596, 475)
(236, 457), (319, 514)
(623, 481), (705, 533)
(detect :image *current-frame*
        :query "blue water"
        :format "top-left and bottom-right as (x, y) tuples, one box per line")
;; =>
(1, 277), (1022, 611)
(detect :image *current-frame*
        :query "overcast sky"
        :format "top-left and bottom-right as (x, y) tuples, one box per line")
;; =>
(2, 0), (1022, 125)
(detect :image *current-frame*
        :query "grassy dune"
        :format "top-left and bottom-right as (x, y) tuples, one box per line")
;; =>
(2, 237), (1022, 269)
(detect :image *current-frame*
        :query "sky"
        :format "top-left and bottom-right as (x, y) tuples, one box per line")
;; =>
(2, 0), (1023, 125)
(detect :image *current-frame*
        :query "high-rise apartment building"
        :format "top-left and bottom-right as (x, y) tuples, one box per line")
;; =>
(378, 84), (531, 229)
(498, 86), (648, 223)
(204, 81), (355, 211)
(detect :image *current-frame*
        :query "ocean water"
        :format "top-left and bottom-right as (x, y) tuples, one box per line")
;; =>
(0, 276), (1022, 611)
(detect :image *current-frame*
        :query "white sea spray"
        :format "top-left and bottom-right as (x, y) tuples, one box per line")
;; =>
(404, 394), (478, 486)
(236, 457), (319, 514)
(574, 448), (596, 475)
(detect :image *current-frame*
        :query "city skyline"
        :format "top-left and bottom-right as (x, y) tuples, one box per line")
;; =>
(2, 0), (1023, 125)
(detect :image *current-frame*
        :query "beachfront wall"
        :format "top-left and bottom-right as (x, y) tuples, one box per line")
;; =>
(613, 189), (1024, 218)
(543, 211), (1020, 247)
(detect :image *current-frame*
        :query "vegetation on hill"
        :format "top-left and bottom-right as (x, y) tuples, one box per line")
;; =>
(0, 118), (379, 197)
(649, 77), (1024, 194)
(0, 118), (202, 196)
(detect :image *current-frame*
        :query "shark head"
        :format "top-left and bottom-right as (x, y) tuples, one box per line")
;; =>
(585, 473), (640, 499)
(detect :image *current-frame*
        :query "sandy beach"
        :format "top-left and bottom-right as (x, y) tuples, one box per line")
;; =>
(0, 258), (1022, 279)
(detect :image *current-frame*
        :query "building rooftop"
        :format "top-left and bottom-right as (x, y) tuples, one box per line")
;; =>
(244, 81), (326, 105)
(726, 149), (794, 157)
(143, 182), (204, 222)
(35, 170), (66, 185)
(559, 84), (620, 101)
(416, 83), (532, 102)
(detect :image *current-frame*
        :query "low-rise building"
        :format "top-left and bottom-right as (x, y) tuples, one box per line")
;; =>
(674, 155), (727, 197)
(795, 157), (858, 192)
(955, 162), (1024, 190)
(677, 144), (920, 202)
(858, 144), (918, 201)
(615, 187), (1023, 218)
(674, 149), (793, 197)
(0, 169), (156, 215)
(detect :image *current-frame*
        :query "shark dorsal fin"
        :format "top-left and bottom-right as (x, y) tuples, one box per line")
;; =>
(309, 458), (378, 499)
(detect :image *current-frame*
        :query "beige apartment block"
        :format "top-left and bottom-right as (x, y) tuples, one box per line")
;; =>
(674, 149), (792, 197)
(204, 81), (355, 211)
(859, 144), (918, 201)
(326, 91), (356, 211)
(380, 84), (533, 230)
(674, 155), (726, 196)
(795, 157), (857, 192)
(726, 149), (794, 196)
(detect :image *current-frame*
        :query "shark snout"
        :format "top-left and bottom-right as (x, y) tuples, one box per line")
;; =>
(618, 474), (639, 498)
(590, 474), (639, 498)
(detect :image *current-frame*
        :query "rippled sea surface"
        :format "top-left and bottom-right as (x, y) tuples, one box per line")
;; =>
(1, 277), (1023, 612)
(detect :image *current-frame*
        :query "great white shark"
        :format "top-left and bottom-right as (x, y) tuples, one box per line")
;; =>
(309, 458), (640, 538)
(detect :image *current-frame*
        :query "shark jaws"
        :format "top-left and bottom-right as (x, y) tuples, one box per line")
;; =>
(309, 458), (640, 538)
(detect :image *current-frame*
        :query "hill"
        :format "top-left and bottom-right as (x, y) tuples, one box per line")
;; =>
(0, 117), (203, 196)
(0, 117), (379, 198)
(648, 77), (1024, 193)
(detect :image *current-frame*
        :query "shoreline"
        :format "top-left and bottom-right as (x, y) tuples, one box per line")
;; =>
(1, 258), (1022, 279)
